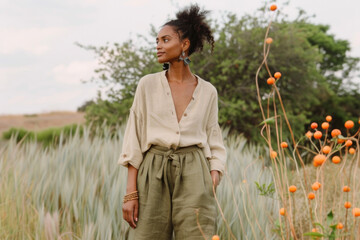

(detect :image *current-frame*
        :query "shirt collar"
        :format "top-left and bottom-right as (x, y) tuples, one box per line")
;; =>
(160, 70), (201, 100)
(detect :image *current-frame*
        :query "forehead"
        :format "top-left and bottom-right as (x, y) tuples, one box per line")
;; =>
(157, 25), (178, 38)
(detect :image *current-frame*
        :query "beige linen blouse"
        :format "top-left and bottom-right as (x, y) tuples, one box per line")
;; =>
(118, 70), (226, 176)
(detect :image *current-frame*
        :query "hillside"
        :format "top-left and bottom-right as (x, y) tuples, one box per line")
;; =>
(0, 111), (86, 137)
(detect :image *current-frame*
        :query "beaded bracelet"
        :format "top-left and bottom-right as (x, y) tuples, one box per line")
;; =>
(123, 191), (139, 203)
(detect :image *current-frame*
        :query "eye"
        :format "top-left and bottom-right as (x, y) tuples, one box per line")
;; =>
(164, 39), (169, 43)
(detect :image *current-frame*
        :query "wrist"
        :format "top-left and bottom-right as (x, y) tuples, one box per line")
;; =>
(126, 187), (137, 194)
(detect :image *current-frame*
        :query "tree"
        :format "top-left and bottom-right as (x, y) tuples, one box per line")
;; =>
(78, 5), (359, 141)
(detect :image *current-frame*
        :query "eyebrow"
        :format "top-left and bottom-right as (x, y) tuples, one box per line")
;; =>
(156, 35), (172, 40)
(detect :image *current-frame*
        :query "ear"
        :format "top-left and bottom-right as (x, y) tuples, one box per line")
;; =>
(182, 38), (190, 53)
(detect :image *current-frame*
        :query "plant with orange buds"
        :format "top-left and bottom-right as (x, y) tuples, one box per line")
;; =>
(281, 142), (288, 148)
(312, 182), (321, 191)
(344, 202), (351, 209)
(308, 192), (315, 200)
(289, 185), (297, 193)
(321, 122), (329, 130)
(344, 120), (354, 129)
(314, 131), (322, 139)
(331, 129), (341, 137)
(331, 156), (341, 164)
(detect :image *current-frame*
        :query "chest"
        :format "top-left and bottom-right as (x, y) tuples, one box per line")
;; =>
(168, 81), (197, 123)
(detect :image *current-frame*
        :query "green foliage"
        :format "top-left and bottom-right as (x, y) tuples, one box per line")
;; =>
(255, 181), (275, 197)
(77, 99), (95, 112)
(78, 3), (359, 142)
(75, 31), (161, 129)
(2, 124), (83, 147)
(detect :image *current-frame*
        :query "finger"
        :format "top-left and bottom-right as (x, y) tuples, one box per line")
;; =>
(134, 201), (139, 223)
(129, 204), (137, 228)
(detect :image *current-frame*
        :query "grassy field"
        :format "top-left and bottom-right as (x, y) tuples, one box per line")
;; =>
(1, 112), (358, 239)
(0, 123), (279, 239)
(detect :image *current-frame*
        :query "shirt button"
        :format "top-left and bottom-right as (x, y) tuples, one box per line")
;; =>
(167, 92), (170, 95)
(176, 131), (179, 134)
(123, 154), (127, 158)
(184, 113), (187, 117)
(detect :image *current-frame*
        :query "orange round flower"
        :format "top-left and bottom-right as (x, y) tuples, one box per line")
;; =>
(344, 202), (351, 209)
(289, 185), (297, 193)
(212, 235), (220, 240)
(314, 131), (322, 139)
(326, 115), (332, 122)
(322, 146), (331, 154)
(336, 223), (343, 229)
(308, 192), (315, 200)
(306, 131), (313, 139)
(331, 129), (341, 138)
(279, 207), (286, 215)
(270, 150), (277, 158)
(332, 156), (341, 164)
(311, 122), (318, 129)
(343, 186), (351, 192)
(349, 148), (356, 154)
(312, 182), (321, 191)
(281, 142), (288, 148)
(267, 77), (275, 85)
(345, 140), (352, 147)
(344, 120), (354, 129)
(353, 208), (360, 217)
(266, 37), (273, 44)
(321, 122), (329, 130)
(314, 154), (326, 166)
(274, 72), (281, 79)
(270, 4), (277, 11)
(337, 138), (345, 144)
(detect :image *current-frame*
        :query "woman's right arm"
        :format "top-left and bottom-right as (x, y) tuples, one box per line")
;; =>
(122, 164), (139, 229)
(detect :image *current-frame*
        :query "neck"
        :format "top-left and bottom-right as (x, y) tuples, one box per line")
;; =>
(166, 60), (194, 83)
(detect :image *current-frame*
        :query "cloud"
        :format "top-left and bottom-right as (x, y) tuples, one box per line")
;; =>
(0, 27), (68, 55)
(53, 60), (98, 85)
(123, 0), (150, 7)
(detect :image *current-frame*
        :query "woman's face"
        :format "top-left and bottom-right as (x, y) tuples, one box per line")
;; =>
(156, 25), (184, 63)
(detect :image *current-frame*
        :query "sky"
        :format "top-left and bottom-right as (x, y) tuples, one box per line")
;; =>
(1, 0), (359, 115)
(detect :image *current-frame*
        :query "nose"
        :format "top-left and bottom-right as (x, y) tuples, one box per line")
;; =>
(156, 41), (162, 50)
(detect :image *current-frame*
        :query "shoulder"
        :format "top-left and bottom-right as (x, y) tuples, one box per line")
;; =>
(196, 75), (218, 97)
(137, 71), (163, 89)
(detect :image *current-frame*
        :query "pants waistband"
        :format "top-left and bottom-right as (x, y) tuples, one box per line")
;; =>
(147, 145), (201, 181)
(148, 145), (200, 155)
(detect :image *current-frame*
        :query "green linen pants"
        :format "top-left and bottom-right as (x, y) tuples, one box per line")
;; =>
(128, 145), (216, 240)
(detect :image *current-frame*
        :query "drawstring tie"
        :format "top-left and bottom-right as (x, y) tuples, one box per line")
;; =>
(155, 148), (183, 180)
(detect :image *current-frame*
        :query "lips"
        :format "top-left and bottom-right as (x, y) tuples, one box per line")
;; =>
(157, 52), (165, 57)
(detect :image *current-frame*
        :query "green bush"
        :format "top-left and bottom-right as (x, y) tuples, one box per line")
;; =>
(2, 124), (83, 147)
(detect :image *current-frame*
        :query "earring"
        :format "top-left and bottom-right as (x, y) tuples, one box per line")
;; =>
(179, 51), (191, 65)
(162, 63), (169, 70)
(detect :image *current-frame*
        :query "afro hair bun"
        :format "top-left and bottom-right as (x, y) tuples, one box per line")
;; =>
(164, 4), (215, 56)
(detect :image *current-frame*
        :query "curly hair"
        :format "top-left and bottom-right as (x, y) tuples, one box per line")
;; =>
(163, 4), (215, 56)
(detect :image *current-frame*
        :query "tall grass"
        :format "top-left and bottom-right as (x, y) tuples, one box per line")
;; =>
(0, 123), (278, 239)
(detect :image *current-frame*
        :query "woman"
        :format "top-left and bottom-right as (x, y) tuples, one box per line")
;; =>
(118, 4), (226, 239)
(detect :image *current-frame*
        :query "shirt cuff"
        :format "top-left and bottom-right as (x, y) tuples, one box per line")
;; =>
(117, 151), (143, 169)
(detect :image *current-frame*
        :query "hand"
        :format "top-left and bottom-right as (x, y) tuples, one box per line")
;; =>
(122, 199), (139, 228)
(210, 170), (220, 190)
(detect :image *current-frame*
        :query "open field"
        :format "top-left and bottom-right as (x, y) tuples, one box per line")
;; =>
(0, 111), (85, 136)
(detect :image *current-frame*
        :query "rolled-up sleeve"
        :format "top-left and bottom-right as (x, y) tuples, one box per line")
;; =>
(117, 80), (144, 169)
(117, 108), (143, 169)
(206, 89), (227, 178)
